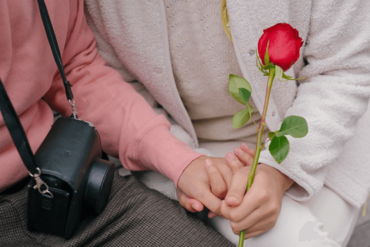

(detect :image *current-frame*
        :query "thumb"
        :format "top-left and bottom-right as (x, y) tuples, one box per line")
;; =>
(225, 167), (250, 207)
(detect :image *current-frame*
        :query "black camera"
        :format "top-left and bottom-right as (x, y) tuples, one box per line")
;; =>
(27, 117), (115, 239)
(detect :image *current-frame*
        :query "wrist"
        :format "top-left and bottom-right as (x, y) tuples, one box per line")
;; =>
(177, 155), (207, 188)
(259, 163), (294, 192)
(281, 174), (294, 192)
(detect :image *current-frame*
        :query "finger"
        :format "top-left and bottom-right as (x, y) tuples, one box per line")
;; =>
(225, 152), (244, 174)
(244, 229), (266, 239)
(234, 147), (254, 167)
(177, 189), (196, 212)
(193, 183), (223, 215)
(244, 218), (275, 236)
(226, 173), (268, 221)
(230, 217), (270, 238)
(205, 159), (227, 199)
(224, 167), (251, 207)
(229, 207), (267, 233)
(240, 218), (276, 239)
(208, 211), (217, 219)
(219, 199), (235, 220)
(241, 143), (255, 158)
(176, 189), (204, 212)
(212, 158), (233, 190)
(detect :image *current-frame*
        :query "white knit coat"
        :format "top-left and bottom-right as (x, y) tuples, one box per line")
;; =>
(85, 0), (370, 208)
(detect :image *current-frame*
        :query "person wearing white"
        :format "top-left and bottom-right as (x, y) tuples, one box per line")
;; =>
(85, 0), (370, 246)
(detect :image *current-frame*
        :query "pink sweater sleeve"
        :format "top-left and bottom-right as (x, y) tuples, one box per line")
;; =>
(43, 0), (202, 185)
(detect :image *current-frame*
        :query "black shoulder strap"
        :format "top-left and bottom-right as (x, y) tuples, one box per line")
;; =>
(0, 81), (53, 197)
(37, 0), (73, 101)
(0, 80), (39, 175)
(0, 0), (77, 194)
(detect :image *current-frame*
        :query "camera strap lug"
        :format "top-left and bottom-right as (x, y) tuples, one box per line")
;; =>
(30, 168), (54, 198)
(69, 99), (78, 120)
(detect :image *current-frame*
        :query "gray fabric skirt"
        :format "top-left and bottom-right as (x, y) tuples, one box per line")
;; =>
(0, 170), (233, 247)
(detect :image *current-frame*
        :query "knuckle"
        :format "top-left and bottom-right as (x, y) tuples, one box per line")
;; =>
(227, 192), (242, 204)
(212, 187), (227, 199)
(213, 183), (226, 193)
(270, 219), (277, 228)
(266, 220), (277, 230)
(271, 213), (279, 225)
(177, 194), (185, 205)
(182, 200), (191, 209)
(245, 232), (258, 239)
(266, 204), (279, 215)
(266, 221), (276, 231)
(210, 204), (221, 214)
(185, 204), (193, 212)
(229, 211), (240, 222)
(179, 199), (190, 210)
(230, 223), (239, 235)
(230, 159), (242, 168)
(192, 189), (202, 199)
(214, 159), (227, 168)
(207, 166), (218, 175)
(219, 208), (228, 219)
(176, 192), (182, 201)
(258, 191), (270, 202)
(241, 152), (252, 161)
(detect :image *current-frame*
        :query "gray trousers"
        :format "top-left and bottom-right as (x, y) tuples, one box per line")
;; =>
(0, 170), (233, 247)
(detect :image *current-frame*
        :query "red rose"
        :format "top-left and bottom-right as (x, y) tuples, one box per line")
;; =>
(258, 23), (303, 71)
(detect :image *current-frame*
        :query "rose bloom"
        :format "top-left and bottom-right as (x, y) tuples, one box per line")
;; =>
(258, 23), (304, 71)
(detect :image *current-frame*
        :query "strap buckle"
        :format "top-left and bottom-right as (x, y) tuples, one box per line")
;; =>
(29, 168), (53, 198)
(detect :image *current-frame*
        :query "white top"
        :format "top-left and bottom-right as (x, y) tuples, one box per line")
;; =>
(163, 0), (267, 143)
(85, 0), (370, 208)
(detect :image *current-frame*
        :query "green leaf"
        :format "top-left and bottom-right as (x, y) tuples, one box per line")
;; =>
(228, 74), (252, 104)
(232, 108), (252, 129)
(275, 65), (287, 82)
(264, 40), (270, 66)
(264, 40), (274, 68)
(268, 131), (276, 139)
(238, 88), (251, 103)
(255, 49), (270, 76)
(256, 50), (268, 69)
(269, 135), (290, 164)
(276, 115), (308, 138)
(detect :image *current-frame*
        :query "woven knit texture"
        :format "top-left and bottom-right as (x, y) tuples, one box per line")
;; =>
(0, 171), (233, 247)
(163, 0), (264, 143)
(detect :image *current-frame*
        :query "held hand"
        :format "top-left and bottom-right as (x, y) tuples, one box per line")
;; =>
(221, 146), (294, 239)
(225, 143), (255, 175)
(177, 144), (255, 216)
(177, 156), (234, 214)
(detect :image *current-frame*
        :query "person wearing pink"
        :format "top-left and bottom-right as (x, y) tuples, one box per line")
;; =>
(0, 1), (235, 246)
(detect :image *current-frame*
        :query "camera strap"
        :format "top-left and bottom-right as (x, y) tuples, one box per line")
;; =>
(37, 0), (78, 119)
(0, 80), (53, 197)
(0, 0), (80, 196)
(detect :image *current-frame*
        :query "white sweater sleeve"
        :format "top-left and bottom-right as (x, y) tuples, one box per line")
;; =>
(259, 0), (370, 201)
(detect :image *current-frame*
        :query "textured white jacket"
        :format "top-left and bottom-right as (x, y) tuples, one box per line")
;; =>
(85, 0), (370, 208)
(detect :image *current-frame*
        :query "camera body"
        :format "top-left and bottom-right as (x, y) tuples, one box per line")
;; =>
(27, 117), (115, 239)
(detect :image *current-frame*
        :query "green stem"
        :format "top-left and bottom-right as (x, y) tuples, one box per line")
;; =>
(238, 67), (275, 247)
